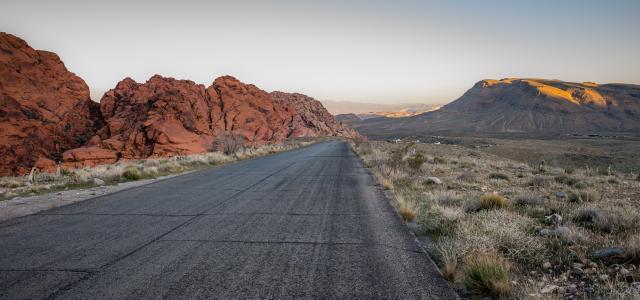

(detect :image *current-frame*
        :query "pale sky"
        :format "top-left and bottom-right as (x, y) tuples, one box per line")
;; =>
(2, 0), (639, 104)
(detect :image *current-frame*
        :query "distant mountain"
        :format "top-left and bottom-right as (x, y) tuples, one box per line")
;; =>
(321, 100), (441, 117)
(352, 78), (640, 136)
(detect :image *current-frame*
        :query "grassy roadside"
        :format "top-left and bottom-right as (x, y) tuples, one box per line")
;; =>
(0, 138), (325, 202)
(350, 139), (640, 299)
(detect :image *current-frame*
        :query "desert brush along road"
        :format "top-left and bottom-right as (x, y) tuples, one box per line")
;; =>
(0, 141), (456, 299)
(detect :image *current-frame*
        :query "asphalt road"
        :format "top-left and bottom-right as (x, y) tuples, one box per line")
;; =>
(0, 141), (457, 299)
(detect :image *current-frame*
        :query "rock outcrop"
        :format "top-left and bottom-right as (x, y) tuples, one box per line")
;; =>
(271, 91), (359, 138)
(0, 33), (358, 174)
(352, 78), (640, 135)
(0, 32), (102, 176)
(62, 76), (358, 168)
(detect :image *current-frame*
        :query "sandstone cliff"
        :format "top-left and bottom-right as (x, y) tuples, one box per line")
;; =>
(0, 33), (102, 175)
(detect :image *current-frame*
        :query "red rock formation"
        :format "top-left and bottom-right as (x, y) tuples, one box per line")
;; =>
(209, 76), (292, 143)
(0, 32), (102, 175)
(72, 75), (215, 163)
(63, 75), (358, 168)
(271, 91), (359, 138)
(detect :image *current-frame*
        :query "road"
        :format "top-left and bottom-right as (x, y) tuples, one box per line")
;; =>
(0, 141), (456, 299)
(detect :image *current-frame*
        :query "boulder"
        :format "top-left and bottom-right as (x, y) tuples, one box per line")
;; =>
(592, 247), (624, 259)
(62, 147), (119, 169)
(545, 213), (563, 226)
(424, 177), (443, 185)
(34, 157), (57, 173)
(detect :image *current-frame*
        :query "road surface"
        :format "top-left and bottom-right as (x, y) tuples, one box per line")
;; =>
(0, 141), (456, 299)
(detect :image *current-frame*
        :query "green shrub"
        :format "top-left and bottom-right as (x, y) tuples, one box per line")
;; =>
(464, 251), (512, 298)
(122, 167), (141, 181)
(489, 173), (510, 181)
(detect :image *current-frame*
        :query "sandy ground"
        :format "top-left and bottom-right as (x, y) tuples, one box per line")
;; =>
(0, 173), (187, 222)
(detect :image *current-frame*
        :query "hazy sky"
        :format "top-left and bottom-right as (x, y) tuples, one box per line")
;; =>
(2, 0), (639, 104)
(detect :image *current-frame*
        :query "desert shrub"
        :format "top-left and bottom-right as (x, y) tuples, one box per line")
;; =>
(438, 210), (547, 266)
(430, 156), (446, 164)
(407, 151), (426, 171)
(158, 160), (182, 173)
(488, 173), (510, 181)
(418, 205), (461, 236)
(464, 251), (512, 299)
(0, 178), (23, 188)
(598, 165), (615, 176)
(568, 190), (600, 203)
(574, 207), (639, 233)
(142, 166), (159, 177)
(35, 172), (56, 183)
(479, 194), (509, 210)
(212, 132), (245, 155)
(456, 171), (477, 183)
(624, 234), (640, 263)
(527, 176), (549, 187)
(122, 167), (141, 181)
(513, 194), (545, 206)
(554, 175), (581, 186)
(431, 191), (462, 207)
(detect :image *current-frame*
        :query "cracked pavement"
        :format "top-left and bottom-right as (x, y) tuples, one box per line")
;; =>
(0, 141), (457, 299)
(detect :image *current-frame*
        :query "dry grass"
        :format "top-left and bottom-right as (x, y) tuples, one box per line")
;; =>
(479, 193), (509, 210)
(350, 139), (640, 297)
(396, 195), (418, 222)
(464, 251), (512, 299)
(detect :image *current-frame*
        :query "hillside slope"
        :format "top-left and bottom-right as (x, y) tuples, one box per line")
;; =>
(352, 78), (640, 135)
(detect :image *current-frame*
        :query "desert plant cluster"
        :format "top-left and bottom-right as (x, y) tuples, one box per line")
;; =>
(0, 139), (316, 201)
(351, 139), (640, 299)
